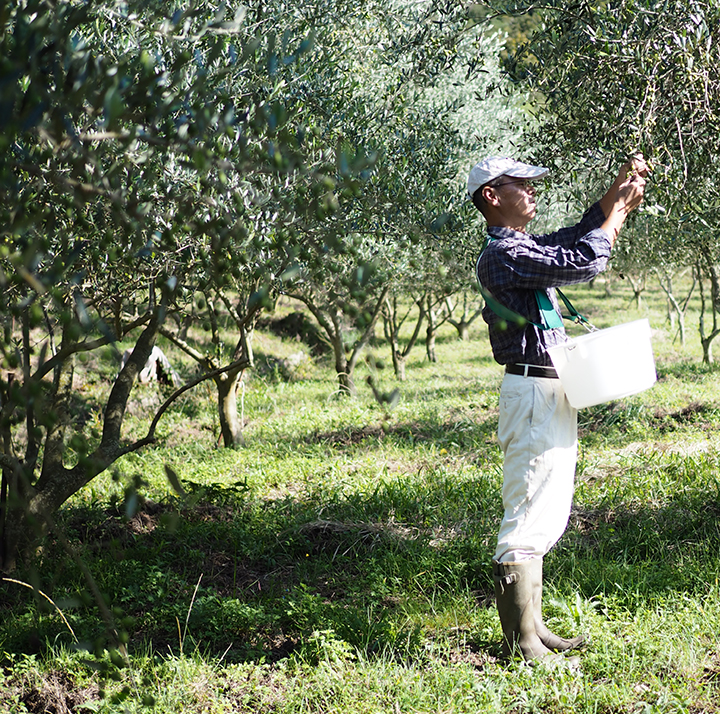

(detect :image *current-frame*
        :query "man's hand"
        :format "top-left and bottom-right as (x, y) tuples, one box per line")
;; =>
(619, 153), (650, 182)
(616, 170), (646, 214)
(601, 154), (649, 222)
(601, 154), (649, 245)
(617, 153), (648, 213)
(631, 154), (650, 178)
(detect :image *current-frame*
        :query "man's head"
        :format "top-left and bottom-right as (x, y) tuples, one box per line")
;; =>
(467, 157), (548, 231)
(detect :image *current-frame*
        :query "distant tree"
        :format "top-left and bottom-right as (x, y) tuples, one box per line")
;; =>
(282, 3), (473, 393)
(444, 290), (484, 341)
(655, 265), (696, 348)
(382, 291), (426, 382)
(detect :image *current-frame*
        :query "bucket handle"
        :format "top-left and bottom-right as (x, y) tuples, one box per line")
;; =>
(563, 316), (598, 352)
(573, 315), (598, 333)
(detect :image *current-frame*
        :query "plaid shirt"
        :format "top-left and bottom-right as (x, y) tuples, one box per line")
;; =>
(475, 202), (612, 366)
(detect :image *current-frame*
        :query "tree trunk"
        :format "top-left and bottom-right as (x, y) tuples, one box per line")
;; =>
(697, 259), (720, 365)
(387, 328), (405, 382)
(445, 292), (482, 342)
(383, 309), (404, 381)
(655, 268), (693, 349)
(425, 294), (449, 363)
(426, 322), (437, 362)
(394, 355), (406, 381)
(382, 293), (425, 381)
(0, 375), (16, 569)
(604, 271), (614, 297)
(674, 302), (686, 348)
(215, 318), (254, 447)
(215, 369), (245, 447)
(160, 307), (256, 446)
(338, 370), (356, 397)
(330, 331), (356, 397)
(625, 272), (647, 310)
(701, 337), (714, 364)
(1, 464), (40, 573)
(1, 309), (163, 571)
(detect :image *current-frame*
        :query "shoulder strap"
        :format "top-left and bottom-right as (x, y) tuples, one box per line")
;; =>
(535, 290), (563, 329)
(555, 288), (593, 328)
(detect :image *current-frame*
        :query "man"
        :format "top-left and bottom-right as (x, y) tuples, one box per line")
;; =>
(470, 155), (647, 662)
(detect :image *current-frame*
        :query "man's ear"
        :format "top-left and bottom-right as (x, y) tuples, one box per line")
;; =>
(482, 185), (500, 207)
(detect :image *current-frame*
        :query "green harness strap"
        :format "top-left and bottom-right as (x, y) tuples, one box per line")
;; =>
(477, 235), (591, 331)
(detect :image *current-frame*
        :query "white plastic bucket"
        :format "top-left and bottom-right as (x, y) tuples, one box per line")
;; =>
(547, 318), (657, 409)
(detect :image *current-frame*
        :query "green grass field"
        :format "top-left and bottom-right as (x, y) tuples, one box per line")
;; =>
(2, 274), (720, 713)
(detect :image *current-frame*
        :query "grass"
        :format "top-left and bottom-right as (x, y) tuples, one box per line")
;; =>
(2, 274), (720, 712)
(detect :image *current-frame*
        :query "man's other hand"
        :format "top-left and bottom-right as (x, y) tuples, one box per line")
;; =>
(630, 154), (650, 178)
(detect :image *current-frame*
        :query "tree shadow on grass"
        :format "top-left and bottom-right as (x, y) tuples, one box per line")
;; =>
(3, 446), (720, 673)
(302, 408), (500, 454)
(578, 398), (720, 446)
(549, 485), (720, 606)
(0, 467), (502, 666)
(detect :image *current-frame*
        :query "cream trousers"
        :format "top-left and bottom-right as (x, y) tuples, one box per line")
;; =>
(494, 372), (578, 563)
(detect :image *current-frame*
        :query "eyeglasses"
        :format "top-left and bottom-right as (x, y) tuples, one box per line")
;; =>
(489, 179), (538, 192)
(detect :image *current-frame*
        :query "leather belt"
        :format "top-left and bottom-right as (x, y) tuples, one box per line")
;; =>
(505, 363), (559, 379)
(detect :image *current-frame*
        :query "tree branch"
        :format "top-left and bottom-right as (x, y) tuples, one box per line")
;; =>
(348, 285), (390, 373)
(117, 355), (252, 456)
(34, 314), (150, 382)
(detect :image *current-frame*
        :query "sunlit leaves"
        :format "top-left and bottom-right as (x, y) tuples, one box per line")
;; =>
(489, 0), (720, 223)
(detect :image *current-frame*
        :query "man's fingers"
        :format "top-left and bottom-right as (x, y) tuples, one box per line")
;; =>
(631, 154), (650, 177)
(618, 174), (645, 212)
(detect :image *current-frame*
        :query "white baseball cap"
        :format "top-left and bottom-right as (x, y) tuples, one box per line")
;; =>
(467, 157), (549, 198)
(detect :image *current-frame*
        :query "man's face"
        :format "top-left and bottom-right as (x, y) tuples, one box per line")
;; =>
(488, 177), (538, 230)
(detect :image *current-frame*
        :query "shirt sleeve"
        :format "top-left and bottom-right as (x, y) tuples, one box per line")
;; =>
(481, 203), (612, 291)
(531, 202), (608, 250)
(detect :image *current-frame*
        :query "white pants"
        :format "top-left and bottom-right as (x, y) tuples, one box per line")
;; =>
(494, 373), (578, 563)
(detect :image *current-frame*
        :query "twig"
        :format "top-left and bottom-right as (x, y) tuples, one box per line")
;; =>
(217, 642), (233, 666)
(3, 577), (78, 643)
(181, 573), (203, 655)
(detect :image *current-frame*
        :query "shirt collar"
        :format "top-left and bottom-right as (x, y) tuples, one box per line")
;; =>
(487, 225), (527, 240)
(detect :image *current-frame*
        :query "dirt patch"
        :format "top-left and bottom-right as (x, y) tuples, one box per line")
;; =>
(304, 403), (499, 449)
(306, 423), (388, 446)
(256, 311), (330, 356)
(447, 641), (496, 669)
(62, 499), (168, 548)
(295, 518), (420, 547)
(651, 401), (720, 431)
(579, 401), (720, 439)
(702, 655), (720, 685)
(16, 670), (99, 714)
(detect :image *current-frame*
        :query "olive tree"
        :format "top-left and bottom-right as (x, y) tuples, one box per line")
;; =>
(481, 0), (720, 359)
(0, 0), (363, 569)
(284, 10), (529, 386)
(281, 2), (470, 393)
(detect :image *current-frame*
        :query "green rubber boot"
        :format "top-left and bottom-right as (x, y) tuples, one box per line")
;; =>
(530, 558), (585, 653)
(492, 560), (555, 662)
